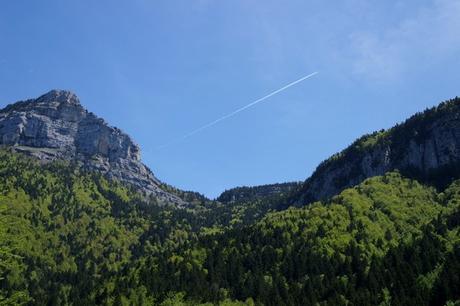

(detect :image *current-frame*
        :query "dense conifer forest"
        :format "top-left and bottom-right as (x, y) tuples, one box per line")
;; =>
(1, 150), (459, 305)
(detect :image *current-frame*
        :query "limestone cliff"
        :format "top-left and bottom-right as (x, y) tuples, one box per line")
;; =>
(0, 90), (185, 206)
(294, 97), (460, 205)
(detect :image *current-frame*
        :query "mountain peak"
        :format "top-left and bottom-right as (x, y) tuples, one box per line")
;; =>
(37, 89), (80, 105)
(0, 91), (185, 206)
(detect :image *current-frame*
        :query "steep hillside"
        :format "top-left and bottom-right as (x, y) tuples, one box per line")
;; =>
(1, 149), (459, 305)
(0, 90), (184, 206)
(293, 97), (460, 205)
(183, 172), (460, 305)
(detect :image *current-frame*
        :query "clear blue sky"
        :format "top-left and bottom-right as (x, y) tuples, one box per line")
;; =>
(1, 1), (459, 198)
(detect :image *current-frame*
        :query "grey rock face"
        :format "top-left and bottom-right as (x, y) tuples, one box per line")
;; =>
(0, 90), (185, 206)
(296, 97), (460, 205)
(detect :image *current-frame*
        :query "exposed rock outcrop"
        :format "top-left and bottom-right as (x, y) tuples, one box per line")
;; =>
(294, 97), (460, 205)
(0, 90), (185, 206)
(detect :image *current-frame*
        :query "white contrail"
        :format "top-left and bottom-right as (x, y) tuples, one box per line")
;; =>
(157, 71), (318, 149)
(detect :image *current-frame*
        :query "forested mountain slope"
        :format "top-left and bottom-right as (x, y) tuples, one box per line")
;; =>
(292, 97), (460, 206)
(1, 150), (459, 305)
(217, 182), (301, 204)
(187, 173), (460, 305)
(0, 150), (205, 305)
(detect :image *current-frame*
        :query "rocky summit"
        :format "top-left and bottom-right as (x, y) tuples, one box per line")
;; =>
(0, 90), (184, 206)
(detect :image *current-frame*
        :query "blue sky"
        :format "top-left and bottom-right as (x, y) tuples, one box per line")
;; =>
(1, 0), (459, 198)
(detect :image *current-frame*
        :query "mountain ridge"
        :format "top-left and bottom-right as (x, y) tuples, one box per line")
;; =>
(3, 91), (460, 210)
(211, 96), (460, 215)
(288, 96), (460, 206)
(0, 89), (185, 206)
(217, 182), (301, 204)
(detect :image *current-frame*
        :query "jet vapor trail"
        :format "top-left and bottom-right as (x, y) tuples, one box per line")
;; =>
(157, 71), (318, 149)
